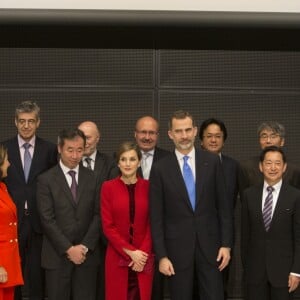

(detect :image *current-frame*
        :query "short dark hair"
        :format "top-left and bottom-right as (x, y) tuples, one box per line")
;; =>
(0, 144), (8, 180)
(116, 141), (142, 162)
(199, 118), (228, 141)
(168, 110), (195, 130)
(15, 101), (40, 120)
(259, 145), (286, 163)
(57, 129), (86, 148)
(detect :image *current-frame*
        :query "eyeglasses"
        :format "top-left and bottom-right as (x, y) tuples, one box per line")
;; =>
(203, 134), (223, 139)
(136, 130), (158, 137)
(17, 119), (37, 126)
(259, 133), (280, 141)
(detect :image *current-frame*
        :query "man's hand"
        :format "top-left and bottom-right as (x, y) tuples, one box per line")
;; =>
(66, 245), (86, 265)
(216, 247), (231, 271)
(288, 274), (300, 292)
(159, 257), (175, 276)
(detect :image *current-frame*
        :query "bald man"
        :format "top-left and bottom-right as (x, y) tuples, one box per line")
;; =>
(78, 121), (115, 300)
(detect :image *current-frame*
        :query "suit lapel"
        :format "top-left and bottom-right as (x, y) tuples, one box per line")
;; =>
(9, 137), (25, 181)
(194, 150), (207, 210)
(270, 183), (287, 229)
(77, 165), (89, 203)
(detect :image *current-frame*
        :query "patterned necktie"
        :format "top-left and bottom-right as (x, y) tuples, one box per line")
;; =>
(141, 152), (151, 179)
(23, 143), (32, 182)
(263, 186), (274, 231)
(85, 157), (92, 170)
(183, 155), (196, 210)
(68, 170), (78, 203)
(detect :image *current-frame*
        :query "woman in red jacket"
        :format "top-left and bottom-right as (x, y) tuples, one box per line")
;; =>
(101, 142), (154, 300)
(0, 145), (23, 300)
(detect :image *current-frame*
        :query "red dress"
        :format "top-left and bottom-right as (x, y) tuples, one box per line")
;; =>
(0, 182), (23, 297)
(101, 177), (154, 300)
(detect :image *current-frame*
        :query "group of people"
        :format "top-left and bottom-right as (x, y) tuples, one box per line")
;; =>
(0, 100), (299, 300)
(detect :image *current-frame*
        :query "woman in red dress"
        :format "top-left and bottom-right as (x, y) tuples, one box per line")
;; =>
(0, 145), (23, 300)
(101, 142), (154, 300)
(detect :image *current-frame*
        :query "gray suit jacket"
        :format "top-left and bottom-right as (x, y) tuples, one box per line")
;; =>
(37, 164), (100, 269)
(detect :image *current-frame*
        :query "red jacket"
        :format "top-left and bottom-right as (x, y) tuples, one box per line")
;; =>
(101, 177), (153, 300)
(0, 182), (23, 288)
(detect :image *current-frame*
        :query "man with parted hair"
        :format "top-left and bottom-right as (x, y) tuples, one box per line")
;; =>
(37, 128), (100, 300)
(241, 146), (300, 300)
(2, 100), (58, 300)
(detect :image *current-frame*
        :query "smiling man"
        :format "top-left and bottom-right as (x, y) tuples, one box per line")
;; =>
(241, 146), (300, 300)
(37, 129), (100, 300)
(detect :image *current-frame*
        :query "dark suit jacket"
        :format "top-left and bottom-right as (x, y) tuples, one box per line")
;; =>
(36, 164), (100, 269)
(109, 146), (170, 179)
(90, 150), (115, 188)
(239, 156), (300, 198)
(150, 149), (233, 270)
(241, 182), (300, 287)
(3, 136), (58, 233)
(137, 146), (171, 178)
(221, 153), (239, 210)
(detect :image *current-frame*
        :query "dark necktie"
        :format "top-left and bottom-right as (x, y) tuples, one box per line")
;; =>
(68, 170), (78, 203)
(23, 143), (32, 182)
(263, 186), (274, 231)
(183, 155), (196, 210)
(85, 157), (92, 170)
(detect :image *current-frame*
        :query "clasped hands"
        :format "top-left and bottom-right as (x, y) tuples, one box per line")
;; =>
(125, 249), (149, 273)
(66, 244), (88, 265)
(0, 266), (8, 283)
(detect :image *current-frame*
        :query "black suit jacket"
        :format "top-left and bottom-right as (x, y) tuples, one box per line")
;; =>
(221, 153), (239, 210)
(241, 182), (300, 287)
(137, 146), (171, 178)
(150, 149), (233, 270)
(37, 164), (100, 269)
(3, 136), (58, 233)
(239, 156), (300, 198)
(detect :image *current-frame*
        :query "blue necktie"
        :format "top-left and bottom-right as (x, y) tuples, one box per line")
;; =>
(263, 186), (274, 231)
(23, 143), (32, 182)
(183, 155), (196, 210)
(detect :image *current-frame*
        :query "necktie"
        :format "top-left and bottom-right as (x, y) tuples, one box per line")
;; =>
(183, 156), (196, 210)
(23, 143), (32, 182)
(68, 170), (78, 203)
(85, 157), (92, 170)
(263, 186), (274, 231)
(141, 152), (151, 179)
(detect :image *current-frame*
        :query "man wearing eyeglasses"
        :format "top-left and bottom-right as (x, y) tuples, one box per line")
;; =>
(199, 118), (239, 299)
(239, 121), (300, 197)
(134, 115), (170, 300)
(2, 101), (58, 300)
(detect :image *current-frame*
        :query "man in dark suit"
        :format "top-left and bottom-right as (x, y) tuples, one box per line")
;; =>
(150, 110), (233, 300)
(134, 115), (170, 300)
(78, 120), (114, 300)
(134, 116), (170, 180)
(199, 118), (239, 299)
(2, 101), (58, 300)
(241, 146), (300, 300)
(239, 121), (300, 196)
(37, 129), (100, 300)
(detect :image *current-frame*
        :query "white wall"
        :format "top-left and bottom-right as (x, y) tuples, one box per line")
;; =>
(1, 0), (300, 13)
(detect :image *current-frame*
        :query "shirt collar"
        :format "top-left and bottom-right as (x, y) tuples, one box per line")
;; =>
(59, 160), (80, 175)
(263, 179), (283, 192)
(83, 150), (97, 162)
(175, 147), (195, 161)
(18, 135), (36, 148)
